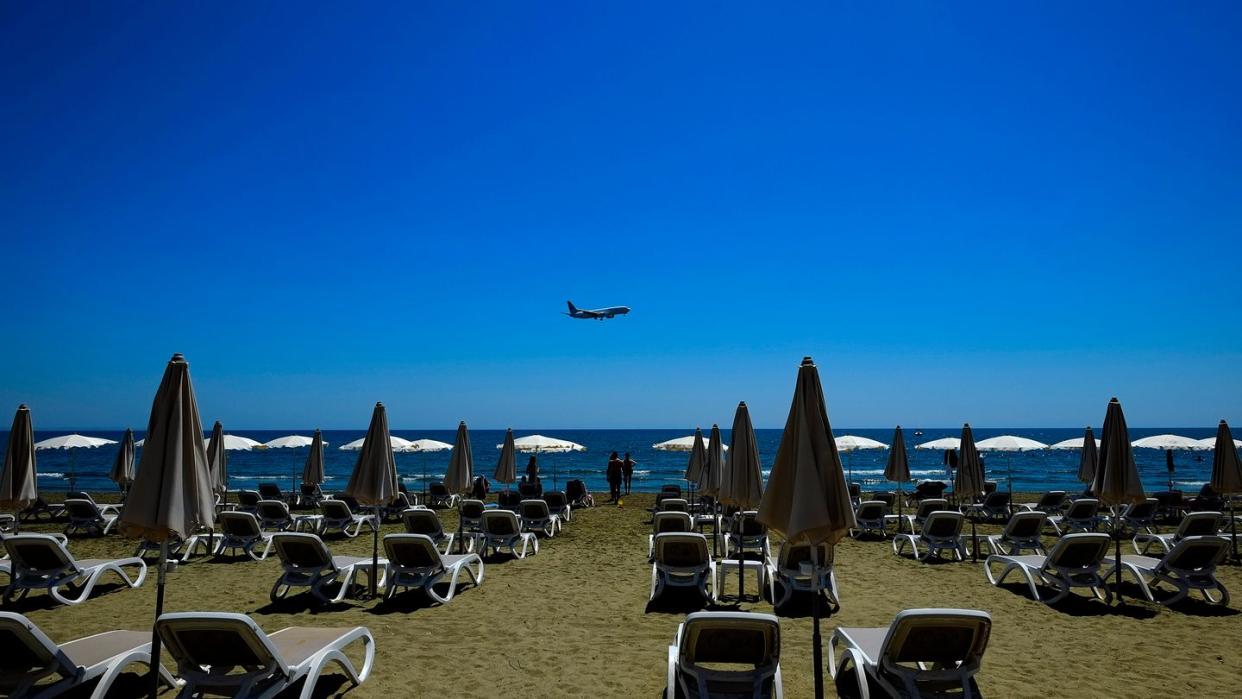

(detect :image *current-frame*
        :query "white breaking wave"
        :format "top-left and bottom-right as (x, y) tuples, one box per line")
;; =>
(37, 472), (66, 478)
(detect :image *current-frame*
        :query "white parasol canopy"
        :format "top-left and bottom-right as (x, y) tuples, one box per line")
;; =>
(1131, 434), (1210, 450)
(34, 434), (117, 450)
(503, 434), (586, 453)
(1198, 436), (1242, 449)
(974, 435), (1048, 451)
(263, 435), (329, 449)
(915, 437), (961, 450)
(1050, 436), (1102, 449)
(398, 438), (454, 453)
(834, 435), (888, 451)
(339, 435), (413, 451)
(653, 436), (729, 452)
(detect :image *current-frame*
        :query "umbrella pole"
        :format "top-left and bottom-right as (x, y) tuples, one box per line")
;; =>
(896, 484), (903, 534)
(1113, 516), (1124, 605)
(970, 516), (978, 563)
(147, 538), (169, 699)
(457, 500), (465, 555)
(1230, 500), (1238, 564)
(811, 542), (825, 699)
(371, 505), (380, 598)
(735, 515), (744, 601)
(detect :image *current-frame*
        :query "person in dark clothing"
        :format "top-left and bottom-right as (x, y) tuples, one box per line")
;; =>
(622, 453), (636, 495)
(607, 452), (624, 503)
(525, 455), (542, 496)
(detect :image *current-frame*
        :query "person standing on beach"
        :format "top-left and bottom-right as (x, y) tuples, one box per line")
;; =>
(525, 455), (542, 496)
(622, 452), (635, 495)
(607, 452), (623, 503)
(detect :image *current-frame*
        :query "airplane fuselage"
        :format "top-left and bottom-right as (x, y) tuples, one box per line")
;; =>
(566, 301), (630, 320)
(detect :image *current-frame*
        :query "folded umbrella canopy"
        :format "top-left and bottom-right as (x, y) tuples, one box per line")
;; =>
(109, 427), (136, 493)
(344, 402), (399, 597)
(954, 424), (986, 561)
(685, 428), (708, 508)
(206, 421), (228, 498)
(884, 426), (911, 531)
(446, 421), (474, 554)
(494, 428), (517, 490)
(702, 424), (725, 556)
(118, 353), (216, 698)
(0, 404), (38, 512)
(303, 429), (326, 488)
(1209, 420), (1241, 561)
(1076, 427), (1099, 492)
(757, 357), (855, 699)
(718, 402), (763, 600)
(1092, 398), (1145, 604)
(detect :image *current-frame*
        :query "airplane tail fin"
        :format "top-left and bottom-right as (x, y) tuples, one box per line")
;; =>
(566, 301), (578, 314)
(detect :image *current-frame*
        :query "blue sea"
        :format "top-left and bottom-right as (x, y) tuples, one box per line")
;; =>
(3, 428), (1223, 497)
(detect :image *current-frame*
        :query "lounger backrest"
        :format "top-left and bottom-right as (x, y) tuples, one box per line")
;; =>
(4, 535), (75, 574)
(271, 533), (333, 570)
(66, 491), (94, 504)
(778, 541), (832, 571)
(63, 499), (100, 520)
(915, 499), (947, 520)
(659, 498), (689, 513)
(1004, 511), (1047, 539)
(460, 499), (485, 519)
(1164, 536), (1229, 572)
(236, 490), (261, 508)
(680, 611), (780, 668)
(519, 499), (551, 519)
(1048, 533), (1110, 570)
(662, 484), (682, 496)
(257, 500), (290, 521)
(654, 533), (710, 567)
(923, 512), (964, 538)
(1178, 512), (1222, 538)
(736, 513), (766, 537)
(543, 492), (567, 510)
(429, 483), (449, 498)
(1037, 491), (1067, 509)
(337, 495), (361, 511)
(482, 510), (520, 536)
(402, 509), (444, 537)
(856, 501), (886, 520)
(916, 482), (946, 498)
(384, 534), (443, 570)
(320, 500), (352, 520)
(653, 511), (693, 535)
(871, 492), (896, 507)
(156, 613), (286, 675)
(0, 612), (60, 674)
(984, 491), (1010, 508)
(848, 483), (862, 499)
(1065, 499), (1099, 520)
(300, 484), (320, 497)
(881, 608), (991, 671)
(498, 491), (522, 509)
(1125, 499), (1158, 521)
(220, 512), (261, 537)
(258, 483), (282, 499)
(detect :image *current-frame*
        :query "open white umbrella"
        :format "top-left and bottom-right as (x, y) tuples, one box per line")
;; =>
(505, 434), (584, 490)
(263, 434), (325, 494)
(653, 435), (729, 452)
(1131, 434), (1210, 450)
(834, 435), (887, 483)
(1198, 436), (1242, 449)
(914, 437), (960, 450)
(34, 434), (118, 492)
(975, 435), (1047, 504)
(1050, 436), (1102, 449)
(339, 435), (412, 451)
(399, 439), (453, 452)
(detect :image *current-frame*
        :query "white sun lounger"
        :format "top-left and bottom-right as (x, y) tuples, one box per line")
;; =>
(518, 499), (561, 537)
(651, 533), (716, 603)
(270, 533), (383, 604)
(318, 499), (378, 538)
(1047, 498), (1102, 535)
(892, 511), (968, 561)
(649, 512), (694, 559)
(383, 533), (484, 604)
(2, 534), (147, 606)
(212, 511), (275, 560)
(1132, 511), (1222, 555)
(984, 532), (1112, 604)
(1019, 490), (1067, 515)
(830, 608), (991, 699)
(983, 511), (1048, 556)
(666, 611), (782, 699)
(0, 611), (178, 698)
(156, 611), (375, 699)
(851, 501), (890, 539)
(764, 541), (839, 609)
(481, 510), (539, 559)
(1103, 535), (1231, 607)
(62, 499), (119, 537)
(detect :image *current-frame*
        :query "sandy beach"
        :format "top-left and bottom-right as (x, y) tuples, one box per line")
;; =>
(11, 492), (1242, 698)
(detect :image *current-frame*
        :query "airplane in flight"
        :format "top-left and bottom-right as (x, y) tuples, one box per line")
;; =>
(565, 300), (631, 320)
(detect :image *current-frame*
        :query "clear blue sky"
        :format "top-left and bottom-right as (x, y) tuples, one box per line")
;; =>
(2, 2), (1239, 430)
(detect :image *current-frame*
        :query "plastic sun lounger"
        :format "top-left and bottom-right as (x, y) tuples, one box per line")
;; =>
(518, 499), (561, 537)
(984, 532), (1112, 605)
(903, 499), (948, 534)
(269, 533), (383, 604)
(726, 512), (772, 561)
(764, 541), (838, 609)
(892, 511), (968, 562)
(1132, 511), (1222, 555)
(0, 611), (178, 698)
(1103, 535), (1231, 607)
(2, 534), (147, 606)
(481, 510), (539, 559)
(830, 608), (991, 699)
(382, 533), (484, 604)
(1019, 490), (1068, 515)
(62, 499), (119, 537)
(213, 511), (275, 561)
(1047, 499), (1102, 535)
(318, 499), (378, 538)
(851, 501), (890, 539)
(666, 611), (783, 699)
(401, 508), (457, 555)
(156, 612), (375, 699)
(651, 533), (716, 603)
(649, 512), (694, 559)
(984, 511), (1048, 556)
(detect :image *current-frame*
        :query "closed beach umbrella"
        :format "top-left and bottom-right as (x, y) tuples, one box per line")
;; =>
(685, 428), (708, 507)
(206, 421), (228, 497)
(1077, 427), (1099, 491)
(719, 402), (763, 600)
(757, 357), (855, 699)
(1093, 398), (1145, 603)
(495, 428), (517, 489)
(885, 426), (911, 530)
(303, 429), (326, 487)
(344, 402), (398, 597)
(954, 424), (985, 560)
(446, 421), (474, 554)
(0, 404), (38, 512)
(110, 428), (136, 493)
(1209, 420), (1241, 560)
(702, 424), (724, 499)
(118, 353), (216, 697)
